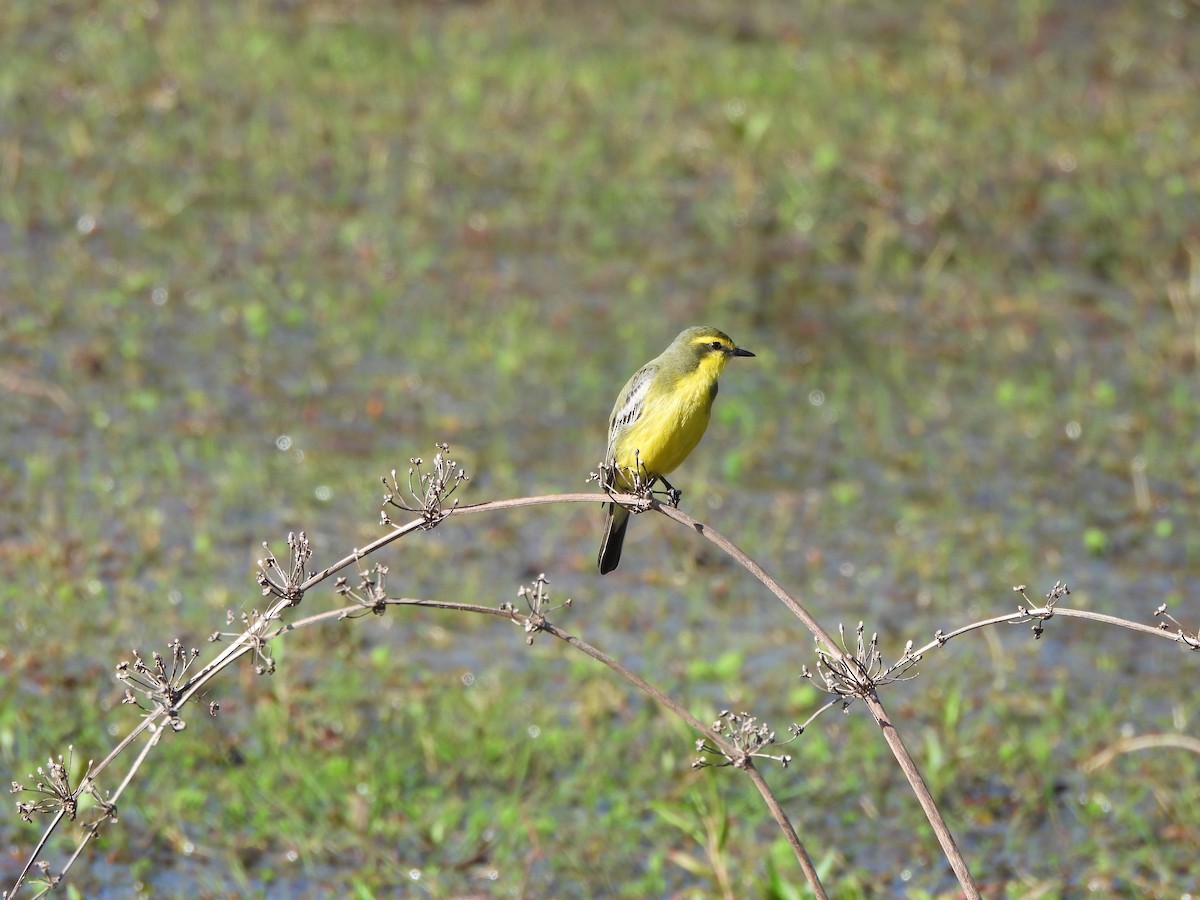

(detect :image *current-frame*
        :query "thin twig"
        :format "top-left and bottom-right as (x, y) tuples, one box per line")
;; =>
(650, 499), (981, 899)
(26, 486), (1197, 899)
(276, 591), (830, 898)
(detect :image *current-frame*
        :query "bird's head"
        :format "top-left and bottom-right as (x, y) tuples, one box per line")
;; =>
(669, 326), (755, 378)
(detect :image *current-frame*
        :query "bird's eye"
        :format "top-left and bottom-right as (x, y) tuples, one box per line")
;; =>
(710, 341), (723, 350)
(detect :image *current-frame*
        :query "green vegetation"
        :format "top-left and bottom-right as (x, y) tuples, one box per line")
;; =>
(2, 0), (1198, 895)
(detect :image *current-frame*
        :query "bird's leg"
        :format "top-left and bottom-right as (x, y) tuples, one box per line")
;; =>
(657, 475), (683, 508)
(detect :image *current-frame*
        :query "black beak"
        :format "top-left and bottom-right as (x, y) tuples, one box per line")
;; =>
(732, 347), (755, 358)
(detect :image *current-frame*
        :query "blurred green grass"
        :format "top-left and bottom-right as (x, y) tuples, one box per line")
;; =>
(2, 0), (1199, 895)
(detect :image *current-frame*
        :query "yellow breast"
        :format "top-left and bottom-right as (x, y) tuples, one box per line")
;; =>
(611, 357), (723, 483)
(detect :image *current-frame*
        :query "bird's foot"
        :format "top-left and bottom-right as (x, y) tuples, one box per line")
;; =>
(654, 477), (682, 508)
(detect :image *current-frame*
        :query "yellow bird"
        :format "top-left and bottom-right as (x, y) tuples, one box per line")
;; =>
(598, 326), (755, 573)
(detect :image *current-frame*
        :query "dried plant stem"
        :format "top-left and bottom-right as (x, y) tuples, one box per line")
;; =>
(58, 728), (166, 887)
(16, 485), (1196, 898)
(9, 807), (67, 899)
(326, 492), (976, 895)
(521, 615), (827, 899)
(909, 605), (1200, 656)
(648, 499), (980, 898)
(1083, 732), (1200, 771)
(280, 594), (828, 898)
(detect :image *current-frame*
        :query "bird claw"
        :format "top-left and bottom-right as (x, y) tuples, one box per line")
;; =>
(646, 474), (682, 507)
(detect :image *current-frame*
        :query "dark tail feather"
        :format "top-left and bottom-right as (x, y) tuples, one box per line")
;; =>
(597, 503), (630, 574)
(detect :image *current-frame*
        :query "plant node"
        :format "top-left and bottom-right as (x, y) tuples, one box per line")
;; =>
(500, 574), (570, 645)
(256, 531), (312, 606)
(693, 710), (794, 769)
(336, 563), (392, 617)
(381, 442), (469, 527)
(1154, 603), (1200, 651)
(11, 746), (110, 827)
(1013, 580), (1070, 639)
(115, 639), (201, 724)
(801, 622), (920, 705)
(593, 453), (659, 513)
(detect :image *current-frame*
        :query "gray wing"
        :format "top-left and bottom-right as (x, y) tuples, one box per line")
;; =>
(606, 362), (655, 455)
